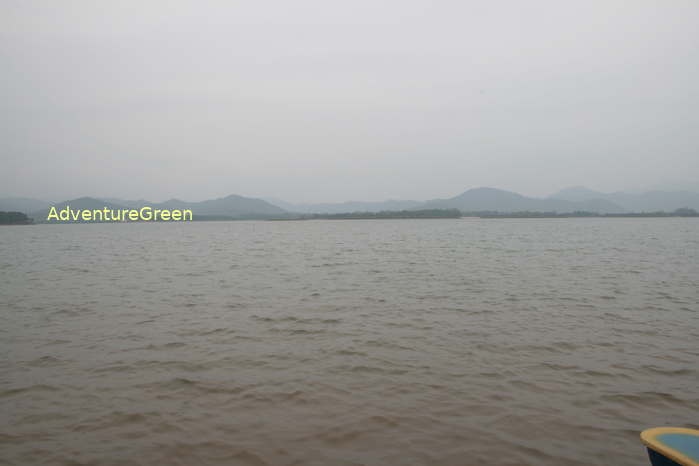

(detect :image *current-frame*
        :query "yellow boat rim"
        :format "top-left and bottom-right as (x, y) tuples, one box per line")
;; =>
(641, 427), (699, 466)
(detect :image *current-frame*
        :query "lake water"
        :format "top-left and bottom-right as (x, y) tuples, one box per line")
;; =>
(1, 219), (698, 466)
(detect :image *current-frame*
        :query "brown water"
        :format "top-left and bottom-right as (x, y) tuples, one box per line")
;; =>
(1, 219), (698, 466)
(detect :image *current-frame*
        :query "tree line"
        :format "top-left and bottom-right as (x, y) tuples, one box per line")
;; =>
(0, 211), (32, 225)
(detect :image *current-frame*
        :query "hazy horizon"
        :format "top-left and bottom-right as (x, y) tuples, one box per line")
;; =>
(3, 1), (699, 203)
(4, 182), (699, 206)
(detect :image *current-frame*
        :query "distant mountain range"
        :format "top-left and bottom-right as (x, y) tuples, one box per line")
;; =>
(264, 198), (424, 214)
(419, 187), (625, 213)
(549, 186), (699, 212)
(3, 186), (698, 221)
(146, 194), (285, 217)
(0, 197), (52, 213)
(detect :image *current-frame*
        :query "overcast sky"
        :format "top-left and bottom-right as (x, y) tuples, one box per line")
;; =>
(2, 1), (698, 203)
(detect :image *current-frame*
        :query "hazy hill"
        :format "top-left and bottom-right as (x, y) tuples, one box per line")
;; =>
(101, 194), (286, 217)
(547, 186), (609, 203)
(267, 199), (423, 214)
(421, 187), (625, 214)
(161, 194), (286, 217)
(0, 197), (52, 214)
(100, 198), (152, 208)
(103, 194), (286, 218)
(550, 187), (699, 211)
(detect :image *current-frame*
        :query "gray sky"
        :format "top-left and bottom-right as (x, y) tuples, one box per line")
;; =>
(2, 0), (698, 203)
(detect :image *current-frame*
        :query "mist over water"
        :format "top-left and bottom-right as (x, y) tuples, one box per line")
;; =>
(1, 219), (698, 466)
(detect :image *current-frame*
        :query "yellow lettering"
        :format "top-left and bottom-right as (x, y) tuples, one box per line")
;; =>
(140, 207), (152, 221)
(47, 206), (58, 221)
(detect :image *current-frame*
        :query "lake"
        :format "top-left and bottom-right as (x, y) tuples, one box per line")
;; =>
(1, 218), (698, 466)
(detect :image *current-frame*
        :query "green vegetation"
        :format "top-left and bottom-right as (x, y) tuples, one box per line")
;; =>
(475, 208), (699, 218)
(294, 209), (462, 220)
(0, 211), (32, 225)
(664, 207), (698, 217)
(475, 211), (597, 218)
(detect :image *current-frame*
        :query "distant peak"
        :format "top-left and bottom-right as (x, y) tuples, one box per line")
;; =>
(549, 186), (608, 201)
(458, 187), (524, 198)
(556, 186), (600, 193)
(465, 186), (516, 193)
